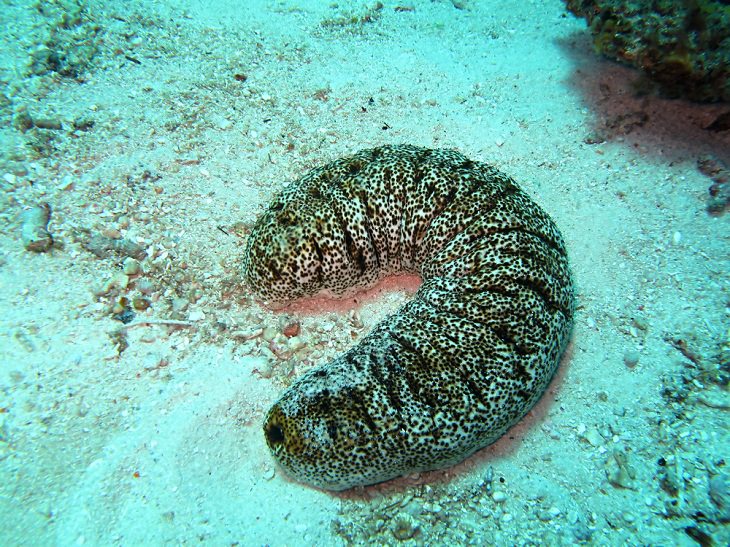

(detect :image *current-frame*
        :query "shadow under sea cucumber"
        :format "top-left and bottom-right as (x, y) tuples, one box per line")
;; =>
(242, 144), (575, 491)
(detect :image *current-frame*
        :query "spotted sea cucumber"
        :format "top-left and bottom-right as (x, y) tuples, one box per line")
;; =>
(243, 145), (575, 491)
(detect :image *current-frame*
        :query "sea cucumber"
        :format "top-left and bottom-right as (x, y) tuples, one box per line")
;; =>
(243, 145), (575, 490)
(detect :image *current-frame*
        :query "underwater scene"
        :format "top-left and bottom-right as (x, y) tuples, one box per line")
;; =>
(1, 0), (728, 545)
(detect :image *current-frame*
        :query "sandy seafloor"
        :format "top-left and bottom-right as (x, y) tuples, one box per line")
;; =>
(1, 0), (729, 545)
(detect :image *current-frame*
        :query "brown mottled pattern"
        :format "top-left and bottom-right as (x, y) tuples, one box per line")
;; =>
(243, 145), (574, 491)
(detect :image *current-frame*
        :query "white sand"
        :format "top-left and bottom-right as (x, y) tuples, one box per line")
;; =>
(1, 0), (728, 545)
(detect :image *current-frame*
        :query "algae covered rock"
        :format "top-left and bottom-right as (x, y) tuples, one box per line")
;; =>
(565, 0), (730, 102)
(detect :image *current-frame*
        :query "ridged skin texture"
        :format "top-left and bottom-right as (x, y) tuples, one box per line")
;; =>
(243, 145), (575, 491)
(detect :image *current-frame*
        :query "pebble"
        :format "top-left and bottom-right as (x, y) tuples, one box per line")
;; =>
(188, 310), (205, 321)
(262, 467), (275, 480)
(390, 513), (419, 541)
(84, 233), (146, 260)
(136, 278), (155, 295)
(623, 350), (640, 368)
(282, 321), (300, 337)
(20, 203), (53, 252)
(102, 228), (122, 239)
(112, 299), (127, 315)
(582, 428), (604, 447)
(491, 490), (507, 503)
(537, 506), (561, 521)
(99, 272), (129, 295)
(122, 257), (142, 276)
(132, 297), (151, 311)
(255, 361), (274, 379)
(572, 522), (593, 542)
(287, 336), (306, 352)
(696, 386), (730, 409)
(605, 449), (636, 489)
(708, 473), (728, 509)
(632, 317), (649, 331)
(171, 297), (189, 312)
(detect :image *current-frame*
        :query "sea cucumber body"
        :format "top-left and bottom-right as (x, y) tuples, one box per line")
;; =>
(243, 145), (574, 490)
